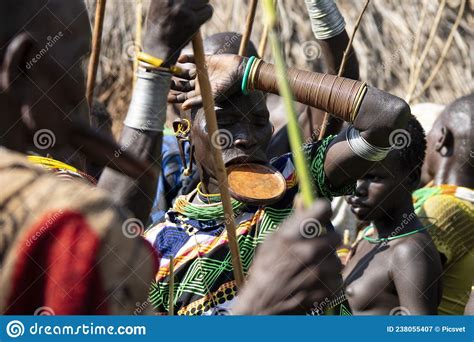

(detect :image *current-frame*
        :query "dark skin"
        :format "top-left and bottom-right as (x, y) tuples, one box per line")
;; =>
(169, 54), (409, 197)
(343, 151), (442, 315)
(423, 94), (473, 189)
(0, 0), (158, 201)
(303, 29), (360, 138)
(0, 1), (350, 316)
(268, 27), (359, 159)
(98, 0), (213, 222)
(233, 200), (342, 315)
(0, 0), (91, 162)
(169, 34), (347, 314)
(192, 92), (272, 194)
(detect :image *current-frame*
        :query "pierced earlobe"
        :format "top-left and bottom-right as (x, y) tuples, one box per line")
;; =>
(173, 118), (194, 177)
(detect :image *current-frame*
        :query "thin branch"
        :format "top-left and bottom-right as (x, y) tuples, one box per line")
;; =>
(405, 0), (446, 103)
(412, 0), (466, 102)
(239, 0), (259, 56)
(318, 0), (370, 141)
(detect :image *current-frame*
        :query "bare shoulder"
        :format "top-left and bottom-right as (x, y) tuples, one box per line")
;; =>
(389, 232), (439, 268)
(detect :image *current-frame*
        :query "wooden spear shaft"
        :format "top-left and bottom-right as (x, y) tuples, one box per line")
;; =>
(86, 0), (107, 115)
(239, 0), (259, 56)
(192, 31), (245, 288)
(133, 0), (143, 87)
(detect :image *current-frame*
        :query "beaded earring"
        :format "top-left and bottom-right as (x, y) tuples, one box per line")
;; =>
(173, 118), (195, 176)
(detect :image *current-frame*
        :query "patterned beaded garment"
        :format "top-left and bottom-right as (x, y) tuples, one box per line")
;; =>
(145, 136), (355, 315)
(413, 183), (474, 315)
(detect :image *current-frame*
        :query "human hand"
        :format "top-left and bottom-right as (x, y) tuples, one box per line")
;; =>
(143, 0), (213, 66)
(233, 200), (343, 315)
(168, 54), (246, 110)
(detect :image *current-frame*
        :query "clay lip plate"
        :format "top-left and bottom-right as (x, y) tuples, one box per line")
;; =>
(226, 163), (286, 205)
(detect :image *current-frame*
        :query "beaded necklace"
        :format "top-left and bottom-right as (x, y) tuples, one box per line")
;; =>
(362, 220), (434, 244)
(173, 183), (246, 221)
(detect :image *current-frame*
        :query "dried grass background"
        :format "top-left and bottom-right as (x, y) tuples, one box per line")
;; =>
(85, 0), (473, 137)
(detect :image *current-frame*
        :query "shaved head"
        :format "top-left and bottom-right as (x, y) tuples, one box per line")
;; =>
(0, 0), (91, 64)
(436, 93), (473, 144)
(0, 0), (91, 166)
(423, 93), (473, 187)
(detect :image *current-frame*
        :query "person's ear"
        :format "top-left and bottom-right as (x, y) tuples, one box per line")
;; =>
(434, 126), (453, 157)
(0, 33), (33, 94)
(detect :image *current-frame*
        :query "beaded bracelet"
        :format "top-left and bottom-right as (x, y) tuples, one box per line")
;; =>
(137, 52), (182, 74)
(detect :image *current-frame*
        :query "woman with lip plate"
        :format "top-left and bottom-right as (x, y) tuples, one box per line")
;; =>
(145, 0), (416, 316)
(343, 117), (442, 315)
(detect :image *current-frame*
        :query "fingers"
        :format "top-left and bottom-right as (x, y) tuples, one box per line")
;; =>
(168, 90), (197, 105)
(170, 79), (196, 92)
(182, 95), (203, 111)
(178, 54), (195, 64)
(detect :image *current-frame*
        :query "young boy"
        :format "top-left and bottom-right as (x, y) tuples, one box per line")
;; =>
(343, 116), (442, 315)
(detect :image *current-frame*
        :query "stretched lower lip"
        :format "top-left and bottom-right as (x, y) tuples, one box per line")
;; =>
(225, 157), (266, 167)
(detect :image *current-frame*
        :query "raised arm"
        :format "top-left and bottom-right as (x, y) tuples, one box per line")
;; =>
(98, 0), (212, 222)
(170, 54), (409, 192)
(301, 0), (360, 140)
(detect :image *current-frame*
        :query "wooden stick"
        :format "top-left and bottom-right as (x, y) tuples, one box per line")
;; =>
(86, 0), (107, 117)
(405, 0), (446, 103)
(239, 0), (259, 56)
(192, 31), (245, 288)
(318, 0), (370, 141)
(168, 256), (174, 315)
(408, 0), (429, 86)
(411, 0), (466, 102)
(258, 20), (269, 58)
(261, 0), (318, 214)
(258, 0), (277, 58)
(133, 0), (143, 87)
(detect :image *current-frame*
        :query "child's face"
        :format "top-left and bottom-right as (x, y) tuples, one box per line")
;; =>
(346, 152), (411, 222)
